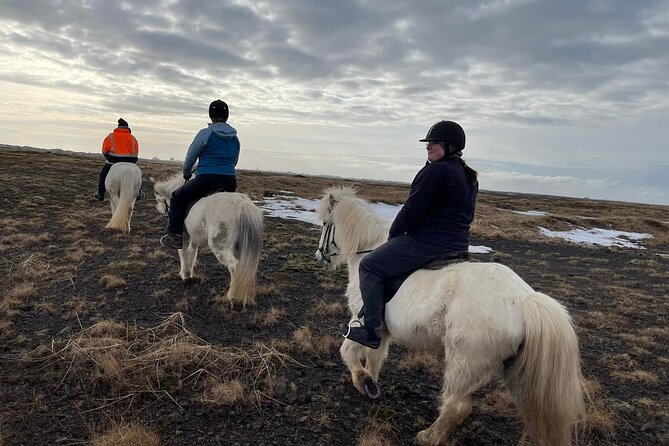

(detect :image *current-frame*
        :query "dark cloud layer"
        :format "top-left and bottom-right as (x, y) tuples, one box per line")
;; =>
(0, 0), (667, 203)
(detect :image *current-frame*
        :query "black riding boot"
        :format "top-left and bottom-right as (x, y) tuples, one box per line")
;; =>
(339, 321), (381, 349)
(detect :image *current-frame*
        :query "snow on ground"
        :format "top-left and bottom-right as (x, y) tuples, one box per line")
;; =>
(261, 195), (493, 253)
(261, 195), (653, 251)
(539, 227), (652, 249)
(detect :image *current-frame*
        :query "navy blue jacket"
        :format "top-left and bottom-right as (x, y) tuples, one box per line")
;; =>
(389, 156), (478, 251)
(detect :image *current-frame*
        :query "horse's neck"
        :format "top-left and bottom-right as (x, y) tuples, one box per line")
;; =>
(345, 257), (363, 311)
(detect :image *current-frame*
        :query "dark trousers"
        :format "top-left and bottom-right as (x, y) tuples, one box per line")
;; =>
(167, 174), (237, 234)
(359, 235), (445, 331)
(98, 155), (138, 194)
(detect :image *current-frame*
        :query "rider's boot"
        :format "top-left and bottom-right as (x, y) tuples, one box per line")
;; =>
(339, 321), (381, 349)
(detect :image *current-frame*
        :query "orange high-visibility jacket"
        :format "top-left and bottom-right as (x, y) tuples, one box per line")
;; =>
(102, 128), (139, 157)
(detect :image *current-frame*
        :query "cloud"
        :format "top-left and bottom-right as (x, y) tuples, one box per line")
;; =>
(0, 0), (667, 204)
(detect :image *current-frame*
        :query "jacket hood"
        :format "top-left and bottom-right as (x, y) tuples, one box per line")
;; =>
(208, 122), (237, 139)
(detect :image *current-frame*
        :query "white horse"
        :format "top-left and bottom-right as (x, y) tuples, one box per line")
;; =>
(153, 172), (264, 307)
(315, 186), (586, 446)
(104, 162), (142, 233)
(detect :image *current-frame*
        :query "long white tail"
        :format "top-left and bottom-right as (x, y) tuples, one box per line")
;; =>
(106, 169), (138, 233)
(227, 201), (263, 306)
(507, 292), (586, 446)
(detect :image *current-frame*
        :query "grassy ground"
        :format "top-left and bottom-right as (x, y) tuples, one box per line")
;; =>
(0, 146), (667, 445)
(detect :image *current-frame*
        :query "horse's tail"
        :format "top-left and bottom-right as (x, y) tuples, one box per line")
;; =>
(227, 200), (263, 306)
(106, 167), (138, 234)
(507, 292), (586, 446)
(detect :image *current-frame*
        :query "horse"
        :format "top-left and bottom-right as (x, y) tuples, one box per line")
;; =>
(152, 172), (264, 307)
(314, 186), (586, 446)
(104, 162), (142, 233)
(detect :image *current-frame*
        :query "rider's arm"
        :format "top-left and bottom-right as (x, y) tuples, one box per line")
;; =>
(183, 128), (209, 178)
(389, 165), (444, 238)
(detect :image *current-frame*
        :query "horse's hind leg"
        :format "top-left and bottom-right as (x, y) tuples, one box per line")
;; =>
(178, 239), (198, 282)
(416, 349), (499, 446)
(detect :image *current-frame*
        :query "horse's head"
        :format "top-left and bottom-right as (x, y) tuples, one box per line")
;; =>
(152, 171), (186, 214)
(315, 186), (387, 269)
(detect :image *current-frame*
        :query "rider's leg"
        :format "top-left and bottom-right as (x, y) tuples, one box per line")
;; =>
(96, 162), (113, 200)
(341, 235), (439, 348)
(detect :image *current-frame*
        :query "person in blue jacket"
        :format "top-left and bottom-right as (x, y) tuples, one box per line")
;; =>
(339, 121), (479, 348)
(160, 100), (240, 249)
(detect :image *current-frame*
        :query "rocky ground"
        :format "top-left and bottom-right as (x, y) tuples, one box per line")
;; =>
(0, 147), (667, 445)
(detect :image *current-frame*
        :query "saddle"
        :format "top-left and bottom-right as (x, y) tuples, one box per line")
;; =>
(184, 188), (230, 216)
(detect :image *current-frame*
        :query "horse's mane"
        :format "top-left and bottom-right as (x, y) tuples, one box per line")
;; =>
(154, 171), (186, 198)
(318, 186), (389, 258)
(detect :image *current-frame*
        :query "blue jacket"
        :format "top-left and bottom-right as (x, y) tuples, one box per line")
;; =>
(389, 156), (478, 251)
(183, 122), (240, 177)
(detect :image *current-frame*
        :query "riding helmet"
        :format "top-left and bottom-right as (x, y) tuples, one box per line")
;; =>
(209, 100), (229, 122)
(420, 121), (466, 151)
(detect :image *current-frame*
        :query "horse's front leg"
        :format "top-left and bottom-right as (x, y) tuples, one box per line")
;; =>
(362, 333), (391, 398)
(340, 338), (378, 397)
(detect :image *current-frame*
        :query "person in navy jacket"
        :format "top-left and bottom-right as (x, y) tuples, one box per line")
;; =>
(160, 100), (240, 249)
(340, 121), (479, 348)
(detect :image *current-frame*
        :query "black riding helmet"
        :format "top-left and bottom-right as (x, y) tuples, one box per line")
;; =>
(420, 121), (466, 151)
(209, 99), (229, 122)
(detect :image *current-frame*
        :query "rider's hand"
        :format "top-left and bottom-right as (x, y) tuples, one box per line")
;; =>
(183, 174), (192, 182)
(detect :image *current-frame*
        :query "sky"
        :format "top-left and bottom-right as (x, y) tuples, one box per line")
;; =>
(261, 192), (653, 249)
(0, 0), (668, 205)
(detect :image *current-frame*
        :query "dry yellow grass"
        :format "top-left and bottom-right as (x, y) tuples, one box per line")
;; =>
(397, 351), (442, 377)
(26, 313), (300, 405)
(309, 299), (347, 318)
(612, 370), (658, 384)
(356, 419), (395, 446)
(582, 379), (616, 437)
(100, 274), (127, 289)
(91, 423), (161, 446)
(256, 306), (287, 327)
(292, 325), (339, 356)
(200, 379), (245, 405)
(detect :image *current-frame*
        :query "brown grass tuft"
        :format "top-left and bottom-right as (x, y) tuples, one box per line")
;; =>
(256, 306), (287, 327)
(397, 351), (442, 377)
(200, 379), (245, 405)
(100, 274), (127, 289)
(91, 423), (161, 446)
(292, 325), (339, 356)
(309, 299), (347, 318)
(356, 418), (395, 446)
(25, 313), (301, 406)
(611, 370), (658, 384)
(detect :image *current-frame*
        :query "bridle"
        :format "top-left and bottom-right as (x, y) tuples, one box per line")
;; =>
(318, 220), (339, 265)
(318, 218), (374, 265)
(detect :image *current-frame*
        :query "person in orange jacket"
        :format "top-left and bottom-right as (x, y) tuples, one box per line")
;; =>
(95, 118), (140, 201)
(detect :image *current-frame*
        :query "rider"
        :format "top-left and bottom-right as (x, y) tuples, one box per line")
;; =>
(95, 118), (140, 201)
(339, 121), (479, 348)
(160, 100), (240, 249)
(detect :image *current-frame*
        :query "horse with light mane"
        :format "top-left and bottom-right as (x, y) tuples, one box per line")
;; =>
(315, 186), (586, 446)
(104, 162), (142, 233)
(153, 172), (263, 307)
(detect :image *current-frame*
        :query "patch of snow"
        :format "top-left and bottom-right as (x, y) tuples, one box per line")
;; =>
(469, 245), (493, 254)
(512, 210), (548, 217)
(539, 226), (652, 249)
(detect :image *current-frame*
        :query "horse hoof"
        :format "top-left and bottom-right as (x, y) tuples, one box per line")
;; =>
(363, 377), (381, 399)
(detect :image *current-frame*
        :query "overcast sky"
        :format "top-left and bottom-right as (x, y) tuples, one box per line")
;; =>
(1, 0), (667, 205)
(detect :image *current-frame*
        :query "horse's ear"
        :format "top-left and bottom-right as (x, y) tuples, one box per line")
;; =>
(149, 177), (156, 184)
(329, 194), (337, 210)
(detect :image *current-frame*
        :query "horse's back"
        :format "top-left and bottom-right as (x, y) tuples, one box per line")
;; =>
(384, 262), (530, 352)
(185, 192), (261, 246)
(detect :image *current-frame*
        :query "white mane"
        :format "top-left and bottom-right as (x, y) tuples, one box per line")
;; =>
(154, 171), (186, 199)
(317, 186), (390, 260)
